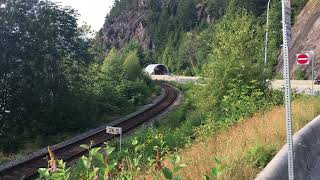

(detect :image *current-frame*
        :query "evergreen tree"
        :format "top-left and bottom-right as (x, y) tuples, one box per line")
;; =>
(162, 43), (176, 72)
(207, 0), (228, 18)
(123, 51), (142, 80)
(236, 0), (268, 16)
(178, 32), (210, 75)
(267, 0), (282, 76)
(176, 0), (197, 30)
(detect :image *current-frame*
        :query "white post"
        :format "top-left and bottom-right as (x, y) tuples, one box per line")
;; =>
(281, 0), (294, 179)
(264, 0), (271, 68)
(106, 126), (123, 152)
(119, 133), (122, 152)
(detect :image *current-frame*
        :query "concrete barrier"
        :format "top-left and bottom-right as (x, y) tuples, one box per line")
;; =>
(256, 115), (320, 180)
(272, 80), (320, 94)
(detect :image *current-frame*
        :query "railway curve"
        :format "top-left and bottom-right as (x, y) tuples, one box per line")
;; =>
(0, 83), (179, 180)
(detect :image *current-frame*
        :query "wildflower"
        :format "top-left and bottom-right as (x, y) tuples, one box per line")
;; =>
(155, 150), (163, 172)
(94, 175), (99, 180)
(118, 159), (125, 173)
(104, 153), (109, 164)
(48, 146), (57, 172)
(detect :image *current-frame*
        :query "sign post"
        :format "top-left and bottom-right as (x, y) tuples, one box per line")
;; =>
(264, 0), (271, 68)
(281, 0), (294, 179)
(106, 126), (123, 152)
(297, 51), (315, 94)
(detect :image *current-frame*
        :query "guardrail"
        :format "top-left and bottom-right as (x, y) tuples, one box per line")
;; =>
(151, 75), (200, 84)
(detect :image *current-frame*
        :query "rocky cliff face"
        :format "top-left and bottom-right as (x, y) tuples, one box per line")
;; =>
(102, 0), (213, 50)
(102, 0), (149, 49)
(277, 0), (320, 78)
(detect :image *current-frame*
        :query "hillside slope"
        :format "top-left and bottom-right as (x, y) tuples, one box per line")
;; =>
(101, 0), (215, 50)
(98, 0), (306, 75)
(277, 0), (320, 78)
(100, 0), (270, 51)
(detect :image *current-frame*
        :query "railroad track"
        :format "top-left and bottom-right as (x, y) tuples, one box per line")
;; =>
(0, 83), (179, 180)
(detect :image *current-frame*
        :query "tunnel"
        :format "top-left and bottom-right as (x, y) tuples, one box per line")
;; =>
(145, 64), (170, 75)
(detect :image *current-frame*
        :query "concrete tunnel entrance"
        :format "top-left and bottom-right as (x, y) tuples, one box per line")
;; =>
(145, 64), (170, 75)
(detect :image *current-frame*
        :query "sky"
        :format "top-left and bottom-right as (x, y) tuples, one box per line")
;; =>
(51, 0), (115, 31)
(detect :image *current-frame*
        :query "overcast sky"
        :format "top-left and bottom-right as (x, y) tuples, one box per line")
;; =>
(51, 0), (115, 31)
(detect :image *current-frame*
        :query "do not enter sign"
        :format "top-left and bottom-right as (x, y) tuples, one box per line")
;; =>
(296, 53), (309, 65)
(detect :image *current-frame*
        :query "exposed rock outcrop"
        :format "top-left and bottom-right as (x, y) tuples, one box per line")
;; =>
(277, 0), (320, 78)
(103, 10), (151, 49)
(102, 0), (214, 50)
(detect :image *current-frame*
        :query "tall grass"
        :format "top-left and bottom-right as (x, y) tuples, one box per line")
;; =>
(172, 96), (320, 180)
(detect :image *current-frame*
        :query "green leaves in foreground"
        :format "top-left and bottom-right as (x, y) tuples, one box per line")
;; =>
(161, 155), (186, 180)
(39, 139), (187, 180)
(245, 144), (276, 169)
(204, 157), (223, 180)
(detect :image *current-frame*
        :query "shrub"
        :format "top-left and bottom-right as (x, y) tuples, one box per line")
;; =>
(244, 144), (277, 169)
(220, 78), (266, 122)
(123, 51), (142, 81)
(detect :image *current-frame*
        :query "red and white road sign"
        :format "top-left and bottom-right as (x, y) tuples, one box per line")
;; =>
(296, 53), (309, 65)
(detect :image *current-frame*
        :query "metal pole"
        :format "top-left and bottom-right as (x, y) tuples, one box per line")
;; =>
(281, 0), (294, 179)
(264, 0), (271, 68)
(312, 54), (314, 94)
(304, 51), (315, 94)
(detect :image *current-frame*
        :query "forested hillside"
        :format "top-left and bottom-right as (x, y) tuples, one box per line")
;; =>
(97, 0), (308, 75)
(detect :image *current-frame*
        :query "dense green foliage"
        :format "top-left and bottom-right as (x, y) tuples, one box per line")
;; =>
(0, 0), (154, 153)
(198, 8), (267, 120)
(0, 0), (88, 152)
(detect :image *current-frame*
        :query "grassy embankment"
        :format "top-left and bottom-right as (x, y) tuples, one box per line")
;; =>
(165, 96), (320, 180)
